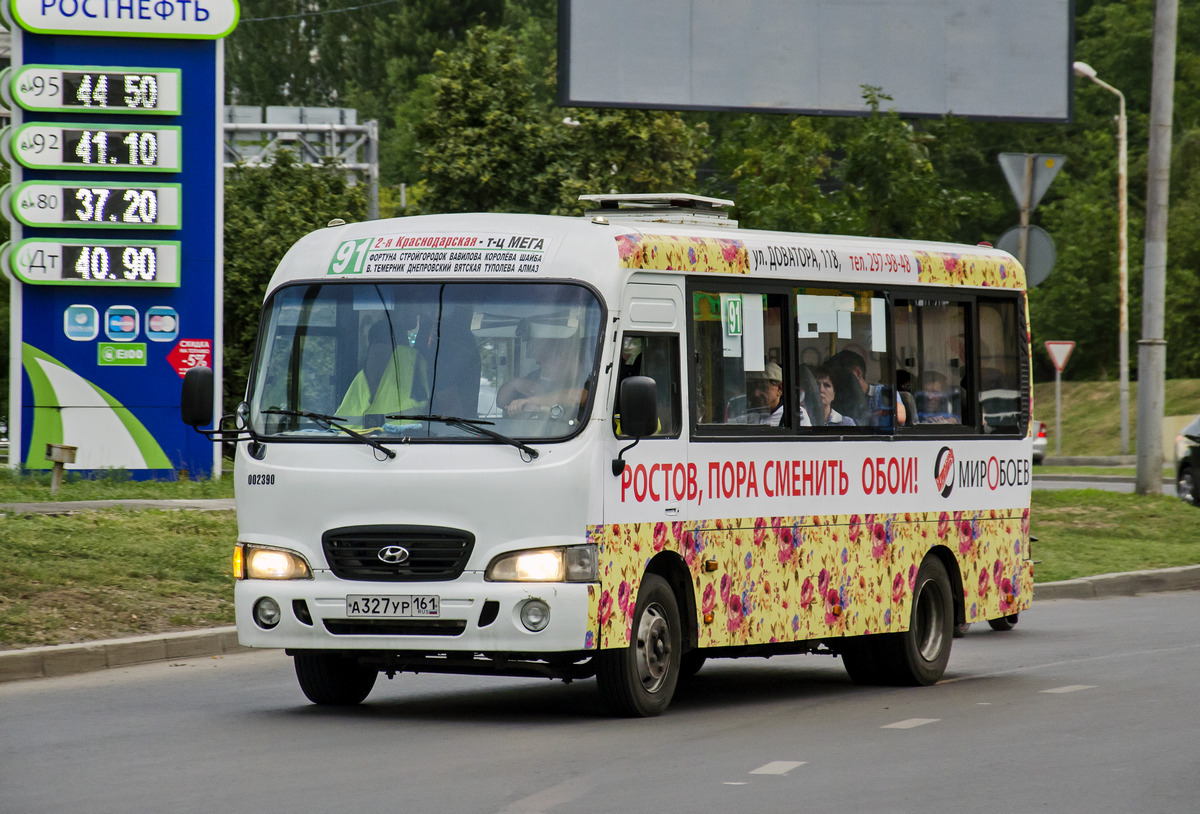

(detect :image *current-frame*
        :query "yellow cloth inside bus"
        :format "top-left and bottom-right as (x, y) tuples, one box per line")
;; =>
(335, 347), (429, 419)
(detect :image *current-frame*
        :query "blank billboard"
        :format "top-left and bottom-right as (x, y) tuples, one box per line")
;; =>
(559, 0), (1074, 122)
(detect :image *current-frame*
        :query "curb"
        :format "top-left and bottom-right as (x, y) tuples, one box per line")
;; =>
(0, 627), (247, 684)
(1032, 564), (1200, 601)
(4, 565), (1200, 685)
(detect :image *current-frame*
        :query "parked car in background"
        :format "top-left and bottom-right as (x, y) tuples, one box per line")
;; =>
(1032, 419), (1047, 464)
(1176, 414), (1200, 506)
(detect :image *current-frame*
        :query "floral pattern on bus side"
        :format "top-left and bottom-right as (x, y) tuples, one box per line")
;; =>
(616, 233), (750, 274)
(914, 251), (1026, 290)
(590, 509), (1033, 649)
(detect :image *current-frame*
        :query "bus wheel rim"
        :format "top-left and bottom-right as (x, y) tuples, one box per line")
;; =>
(636, 603), (672, 693)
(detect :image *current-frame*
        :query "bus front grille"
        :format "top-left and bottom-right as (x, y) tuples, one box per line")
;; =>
(321, 525), (475, 582)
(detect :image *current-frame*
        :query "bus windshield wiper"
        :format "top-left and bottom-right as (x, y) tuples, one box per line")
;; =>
(261, 409), (397, 460)
(389, 414), (539, 460)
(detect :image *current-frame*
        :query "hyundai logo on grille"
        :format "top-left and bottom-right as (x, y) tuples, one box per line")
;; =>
(378, 545), (411, 564)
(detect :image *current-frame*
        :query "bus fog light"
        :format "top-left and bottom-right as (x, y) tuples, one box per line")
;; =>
(520, 599), (551, 632)
(254, 597), (282, 629)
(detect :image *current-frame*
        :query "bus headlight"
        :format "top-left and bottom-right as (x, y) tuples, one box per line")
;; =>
(236, 544), (313, 580)
(485, 545), (598, 583)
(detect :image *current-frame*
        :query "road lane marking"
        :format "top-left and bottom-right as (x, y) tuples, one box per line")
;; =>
(749, 761), (806, 775)
(882, 718), (940, 729)
(1041, 684), (1098, 694)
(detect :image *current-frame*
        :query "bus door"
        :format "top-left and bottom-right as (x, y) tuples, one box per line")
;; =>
(606, 281), (687, 529)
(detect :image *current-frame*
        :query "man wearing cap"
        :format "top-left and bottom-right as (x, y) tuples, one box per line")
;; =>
(745, 362), (789, 426)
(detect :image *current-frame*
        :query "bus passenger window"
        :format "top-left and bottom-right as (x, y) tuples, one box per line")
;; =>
(614, 334), (681, 437)
(978, 298), (1022, 433)
(893, 299), (971, 428)
(692, 290), (788, 429)
(794, 289), (893, 430)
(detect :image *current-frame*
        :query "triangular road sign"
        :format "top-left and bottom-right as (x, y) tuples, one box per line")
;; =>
(1044, 341), (1075, 372)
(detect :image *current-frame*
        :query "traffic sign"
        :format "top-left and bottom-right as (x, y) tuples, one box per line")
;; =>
(1000, 153), (1065, 212)
(1045, 341), (1075, 372)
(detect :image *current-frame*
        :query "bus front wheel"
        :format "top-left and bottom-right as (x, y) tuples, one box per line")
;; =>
(294, 652), (378, 705)
(597, 574), (682, 717)
(893, 556), (954, 685)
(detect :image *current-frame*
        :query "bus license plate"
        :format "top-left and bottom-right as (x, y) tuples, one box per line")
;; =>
(345, 595), (440, 618)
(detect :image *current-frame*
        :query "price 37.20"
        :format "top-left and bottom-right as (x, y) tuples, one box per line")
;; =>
(69, 187), (158, 225)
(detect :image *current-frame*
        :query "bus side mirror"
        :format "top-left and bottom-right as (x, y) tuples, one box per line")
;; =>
(612, 376), (658, 476)
(181, 366), (215, 427)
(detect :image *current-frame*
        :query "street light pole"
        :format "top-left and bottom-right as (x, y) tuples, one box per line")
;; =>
(1073, 61), (1129, 456)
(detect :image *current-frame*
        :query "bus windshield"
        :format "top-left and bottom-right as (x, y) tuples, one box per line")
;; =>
(248, 281), (604, 443)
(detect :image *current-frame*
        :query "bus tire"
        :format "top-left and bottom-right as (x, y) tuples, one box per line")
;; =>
(294, 652), (378, 706)
(988, 613), (1019, 631)
(597, 574), (681, 717)
(680, 650), (707, 680)
(890, 556), (954, 686)
(840, 636), (890, 685)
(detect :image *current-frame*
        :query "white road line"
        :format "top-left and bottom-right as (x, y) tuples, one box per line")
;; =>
(882, 718), (940, 729)
(1041, 684), (1098, 694)
(749, 761), (807, 775)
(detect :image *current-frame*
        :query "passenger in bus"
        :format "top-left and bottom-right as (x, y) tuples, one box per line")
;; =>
(741, 362), (790, 426)
(497, 337), (588, 418)
(815, 365), (856, 427)
(828, 350), (904, 427)
(335, 319), (430, 423)
(916, 370), (960, 424)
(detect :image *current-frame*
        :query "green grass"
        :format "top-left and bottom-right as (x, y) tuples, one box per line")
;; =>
(0, 509), (237, 649)
(1033, 378), (1200, 458)
(1030, 490), (1198, 583)
(1032, 465), (1173, 478)
(0, 467), (234, 503)
(0, 490), (1195, 649)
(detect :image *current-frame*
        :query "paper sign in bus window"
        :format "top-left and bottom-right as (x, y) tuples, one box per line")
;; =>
(796, 294), (854, 339)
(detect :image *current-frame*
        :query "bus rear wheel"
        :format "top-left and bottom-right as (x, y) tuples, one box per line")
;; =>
(294, 652), (378, 705)
(891, 556), (954, 685)
(597, 573), (682, 717)
(988, 613), (1019, 631)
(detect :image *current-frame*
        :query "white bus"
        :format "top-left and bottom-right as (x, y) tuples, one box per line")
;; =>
(183, 194), (1034, 716)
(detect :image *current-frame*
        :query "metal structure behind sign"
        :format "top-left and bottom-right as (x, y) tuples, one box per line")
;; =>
(223, 109), (380, 220)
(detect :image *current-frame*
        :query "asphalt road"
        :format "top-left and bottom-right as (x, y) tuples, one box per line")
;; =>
(3, 591), (1198, 814)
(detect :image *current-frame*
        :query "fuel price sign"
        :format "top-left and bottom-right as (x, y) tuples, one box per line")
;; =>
(8, 181), (182, 229)
(6, 238), (181, 286)
(9, 65), (182, 115)
(9, 123), (183, 172)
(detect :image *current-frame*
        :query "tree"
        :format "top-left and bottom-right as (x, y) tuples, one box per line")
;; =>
(412, 24), (706, 216)
(223, 154), (367, 404)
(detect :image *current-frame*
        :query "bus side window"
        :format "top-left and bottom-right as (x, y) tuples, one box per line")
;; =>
(978, 298), (1022, 433)
(615, 333), (681, 437)
(894, 298), (972, 428)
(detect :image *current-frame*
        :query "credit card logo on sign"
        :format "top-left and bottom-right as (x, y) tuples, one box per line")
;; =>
(104, 306), (140, 341)
(64, 304), (99, 341)
(145, 306), (179, 342)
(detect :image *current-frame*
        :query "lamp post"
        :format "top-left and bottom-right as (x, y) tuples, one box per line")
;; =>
(1073, 60), (1129, 456)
